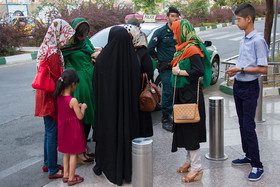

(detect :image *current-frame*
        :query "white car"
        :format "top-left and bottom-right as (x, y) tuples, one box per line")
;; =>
(90, 23), (220, 86)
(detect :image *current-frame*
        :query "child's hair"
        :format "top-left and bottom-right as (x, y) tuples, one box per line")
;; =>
(75, 22), (90, 42)
(235, 3), (256, 23)
(53, 69), (80, 97)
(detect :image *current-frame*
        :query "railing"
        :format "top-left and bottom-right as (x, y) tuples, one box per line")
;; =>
(222, 39), (280, 87)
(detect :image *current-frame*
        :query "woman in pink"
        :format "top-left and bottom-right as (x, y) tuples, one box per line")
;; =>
(34, 19), (75, 178)
(54, 69), (87, 186)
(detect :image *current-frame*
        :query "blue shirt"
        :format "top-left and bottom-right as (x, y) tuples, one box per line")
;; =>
(235, 29), (268, 81)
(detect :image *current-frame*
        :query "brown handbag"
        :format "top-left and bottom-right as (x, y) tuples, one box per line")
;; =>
(139, 73), (161, 112)
(173, 75), (200, 123)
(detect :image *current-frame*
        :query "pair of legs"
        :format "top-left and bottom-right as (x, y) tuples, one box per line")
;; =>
(43, 115), (63, 176)
(63, 154), (77, 181)
(233, 79), (263, 168)
(159, 69), (173, 131)
(77, 123), (94, 164)
(177, 149), (203, 182)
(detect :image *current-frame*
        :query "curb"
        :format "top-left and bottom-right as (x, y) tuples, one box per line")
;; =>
(194, 14), (273, 32)
(219, 81), (280, 97)
(0, 52), (37, 65)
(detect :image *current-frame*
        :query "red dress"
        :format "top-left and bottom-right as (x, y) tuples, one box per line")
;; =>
(57, 96), (86, 154)
(34, 53), (61, 121)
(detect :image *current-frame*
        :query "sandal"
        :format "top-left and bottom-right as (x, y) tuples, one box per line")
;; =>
(62, 174), (79, 183)
(182, 170), (203, 183)
(48, 169), (64, 179)
(177, 162), (191, 173)
(68, 175), (84, 186)
(77, 153), (94, 165)
(42, 165), (63, 172)
(86, 147), (95, 159)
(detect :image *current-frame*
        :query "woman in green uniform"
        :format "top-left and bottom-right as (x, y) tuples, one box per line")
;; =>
(62, 18), (95, 164)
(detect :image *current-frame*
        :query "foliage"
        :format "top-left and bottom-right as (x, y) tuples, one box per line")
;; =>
(20, 2), (133, 47)
(212, 0), (228, 9)
(184, 0), (209, 18)
(132, 0), (163, 14)
(0, 24), (25, 56)
(207, 7), (232, 23)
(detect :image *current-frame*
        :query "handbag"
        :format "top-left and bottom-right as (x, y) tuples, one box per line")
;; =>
(139, 73), (161, 112)
(31, 47), (60, 92)
(173, 75), (200, 123)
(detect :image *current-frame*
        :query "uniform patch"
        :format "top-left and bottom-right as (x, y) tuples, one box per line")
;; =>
(153, 37), (158, 42)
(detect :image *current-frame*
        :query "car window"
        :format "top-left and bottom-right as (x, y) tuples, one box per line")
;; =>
(90, 28), (110, 48)
(141, 29), (152, 37)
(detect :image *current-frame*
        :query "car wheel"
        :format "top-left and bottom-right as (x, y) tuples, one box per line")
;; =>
(211, 58), (219, 85)
(154, 75), (162, 111)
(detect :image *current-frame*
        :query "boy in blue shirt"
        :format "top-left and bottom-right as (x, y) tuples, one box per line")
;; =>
(226, 3), (268, 181)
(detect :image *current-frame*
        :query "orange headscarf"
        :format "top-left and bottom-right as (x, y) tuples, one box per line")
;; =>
(171, 20), (204, 67)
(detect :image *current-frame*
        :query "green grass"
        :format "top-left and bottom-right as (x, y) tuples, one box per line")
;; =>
(200, 22), (217, 27)
(269, 53), (280, 62)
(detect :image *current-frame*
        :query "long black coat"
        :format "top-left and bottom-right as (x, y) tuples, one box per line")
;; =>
(172, 54), (207, 151)
(93, 26), (141, 186)
(136, 47), (154, 137)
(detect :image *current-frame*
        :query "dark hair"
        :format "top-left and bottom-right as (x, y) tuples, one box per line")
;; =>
(167, 7), (180, 17)
(53, 69), (80, 97)
(74, 22), (90, 42)
(235, 3), (256, 23)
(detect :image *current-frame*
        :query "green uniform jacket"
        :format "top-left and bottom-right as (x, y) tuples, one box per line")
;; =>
(148, 23), (177, 63)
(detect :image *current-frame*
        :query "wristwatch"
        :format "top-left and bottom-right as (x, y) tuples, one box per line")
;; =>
(241, 67), (245, 74)
(177, 69), (180, 75)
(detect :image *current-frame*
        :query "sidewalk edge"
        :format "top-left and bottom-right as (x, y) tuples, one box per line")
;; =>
(219, 81), (280, 97)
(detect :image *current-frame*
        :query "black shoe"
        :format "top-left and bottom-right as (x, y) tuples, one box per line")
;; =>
(161, 115), (172, 123)
(162, 122), (173, 132)
(93, 164), (102, 176)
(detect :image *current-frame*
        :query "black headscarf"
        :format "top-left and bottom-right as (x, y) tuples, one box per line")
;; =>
(93, 26), (141, 186)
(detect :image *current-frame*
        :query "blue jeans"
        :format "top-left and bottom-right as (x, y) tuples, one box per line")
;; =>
(159, 69), (173, 116)
(233, 78), (263, 168)
(43, 115), (59, 175)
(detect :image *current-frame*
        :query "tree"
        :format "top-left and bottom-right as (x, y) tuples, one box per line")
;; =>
(264, 0), (274, 48)
(132, 0), (163, 14)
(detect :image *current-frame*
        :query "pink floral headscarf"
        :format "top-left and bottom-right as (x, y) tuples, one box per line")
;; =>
(36, 19), (75, 68)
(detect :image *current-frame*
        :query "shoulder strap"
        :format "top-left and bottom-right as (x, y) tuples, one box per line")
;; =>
(43, 47), (60, 78)
(142, 73), (150, 89)
(172, 76), (199, 105)
(43, 47), (54, 61)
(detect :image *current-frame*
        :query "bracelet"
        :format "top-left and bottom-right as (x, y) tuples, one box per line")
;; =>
(177, 69), (180, 75)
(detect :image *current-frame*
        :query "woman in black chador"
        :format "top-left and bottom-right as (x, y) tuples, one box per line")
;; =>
(92, 26), (141, 186)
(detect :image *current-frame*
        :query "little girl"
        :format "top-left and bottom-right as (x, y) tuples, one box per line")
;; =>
(53, 69), (87, 186)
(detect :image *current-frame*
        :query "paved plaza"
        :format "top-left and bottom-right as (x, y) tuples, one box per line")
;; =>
(44, 89), (280, 187)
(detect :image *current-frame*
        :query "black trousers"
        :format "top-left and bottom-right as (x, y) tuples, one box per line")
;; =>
(233, 78), (263, 168)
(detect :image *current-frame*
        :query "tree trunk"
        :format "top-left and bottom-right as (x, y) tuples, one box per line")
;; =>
(264, 0), (274, 48)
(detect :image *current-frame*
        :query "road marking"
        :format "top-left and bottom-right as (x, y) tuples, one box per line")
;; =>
(211, 32), (242, 40)
(0, 61), (34, 69)
(199, 31), (229, 38)
(0, 157), (41, 180)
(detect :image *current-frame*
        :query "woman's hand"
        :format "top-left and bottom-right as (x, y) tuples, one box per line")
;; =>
(91, 51), (101, 63)
(172, 65), (180, 75)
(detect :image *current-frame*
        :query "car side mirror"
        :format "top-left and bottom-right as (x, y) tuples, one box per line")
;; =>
(203, 41), (212, 47)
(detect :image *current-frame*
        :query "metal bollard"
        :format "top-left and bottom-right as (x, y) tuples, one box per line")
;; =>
(255, 76), (265, 123)
(205, 97), (228, 161)
(132, 138), (153, 187)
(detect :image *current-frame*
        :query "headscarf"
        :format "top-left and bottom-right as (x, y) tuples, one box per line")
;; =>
(62, 18), (95, 57)
(36, 19), (75, 68)
(171, 19), (212, 87)
(123, 24), (148, 48)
